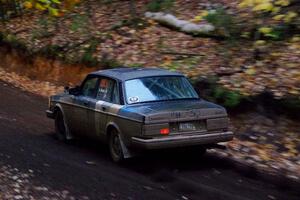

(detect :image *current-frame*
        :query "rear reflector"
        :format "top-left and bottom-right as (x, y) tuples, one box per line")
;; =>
(160, 128), (170, 135)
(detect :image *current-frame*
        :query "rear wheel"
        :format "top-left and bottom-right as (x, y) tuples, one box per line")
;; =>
(109, 129), (124, 163)
(198, 147), (207, 156)
(55, 110), (68, 142)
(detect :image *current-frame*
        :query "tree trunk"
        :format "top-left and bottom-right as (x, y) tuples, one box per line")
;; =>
(129, 0), (137, 20)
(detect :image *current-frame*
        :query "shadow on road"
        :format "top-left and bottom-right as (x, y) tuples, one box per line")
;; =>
(55, 132), (299, 191)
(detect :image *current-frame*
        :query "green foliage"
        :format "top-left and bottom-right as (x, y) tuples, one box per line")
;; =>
(238, 0), (299, 41)
(213, 86), (242, 107)
(257, 24), (288, 40)
(204, 7), (237, 38)
(81, 39), (98, 66)
(70, 14), (89, 32)
(146, 0), (174, 12)
(161, 56), (203, 72)
(127, 63), (142, 68)
(31, 16), (54, 39)
(39, 44), (64, 58)
(2, 33), (26, 50)
(194, 76), (243, 108)
(23, 0), (81, 17)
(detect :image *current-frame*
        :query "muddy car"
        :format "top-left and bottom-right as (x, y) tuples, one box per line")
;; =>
(46, 68), (233, 162)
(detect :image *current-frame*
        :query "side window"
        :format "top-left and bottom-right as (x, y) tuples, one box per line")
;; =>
(97, 78), (120, 104)
(81, 77), (99, 98)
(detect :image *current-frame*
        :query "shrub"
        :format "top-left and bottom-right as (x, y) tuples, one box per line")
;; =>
(146, 0), (174, 12)
(39, 44), (64, 58)
(203, 7), (237, 38)
(213, 86), (242, 108)
(81, 39), (98, 66)
(194, 76), (243, 108)
(70, 14), (89, 33)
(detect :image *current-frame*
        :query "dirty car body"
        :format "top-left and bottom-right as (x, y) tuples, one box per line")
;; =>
(46, 68), (233, 161)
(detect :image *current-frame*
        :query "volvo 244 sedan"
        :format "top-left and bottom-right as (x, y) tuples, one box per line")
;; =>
(46, 68), (233, 162)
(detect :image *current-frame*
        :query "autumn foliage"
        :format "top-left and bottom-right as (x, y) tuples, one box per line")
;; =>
(23, 0), (81, 16)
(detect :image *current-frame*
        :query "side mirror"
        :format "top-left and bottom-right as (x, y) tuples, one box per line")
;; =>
(64, 86), (70, 93)
(68, 85), (81, 96)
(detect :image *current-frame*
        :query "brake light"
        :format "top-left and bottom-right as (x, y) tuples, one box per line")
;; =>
(160, 128), (170, 135)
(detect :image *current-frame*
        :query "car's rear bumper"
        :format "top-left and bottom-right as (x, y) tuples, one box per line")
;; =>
(131, 131), (234, 149)
(46, 110), (55, 119)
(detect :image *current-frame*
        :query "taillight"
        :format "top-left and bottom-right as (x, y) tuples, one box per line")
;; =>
(160, 128), (170, 135)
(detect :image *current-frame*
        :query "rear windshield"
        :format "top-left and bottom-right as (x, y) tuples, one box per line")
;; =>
(124, 76), (199, 104)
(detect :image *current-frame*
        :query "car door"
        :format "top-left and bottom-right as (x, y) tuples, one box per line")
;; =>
(89, 77), (120, 139)
(69, 75), (99, 136)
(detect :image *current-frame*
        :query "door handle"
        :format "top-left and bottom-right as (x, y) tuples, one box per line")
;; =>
(102, 106), (107, 111)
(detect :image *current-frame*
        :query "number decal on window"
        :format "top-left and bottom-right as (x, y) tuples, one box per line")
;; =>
(128, 96), (139, 103)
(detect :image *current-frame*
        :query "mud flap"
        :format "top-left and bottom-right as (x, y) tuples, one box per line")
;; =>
(64, 123), (73, 140)
(119, 134), (138, 159)
(57, 104), (74, 140)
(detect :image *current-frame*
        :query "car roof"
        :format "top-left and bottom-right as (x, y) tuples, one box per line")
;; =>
(90, 67), (184, 81)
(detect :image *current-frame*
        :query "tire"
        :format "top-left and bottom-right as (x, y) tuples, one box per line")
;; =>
(109, 129), (124, 163)
(198, 147), (207, 156)
(55, 110), (68, 142)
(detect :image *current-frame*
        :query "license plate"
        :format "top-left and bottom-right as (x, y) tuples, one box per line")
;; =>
(179, 123), (196, 131)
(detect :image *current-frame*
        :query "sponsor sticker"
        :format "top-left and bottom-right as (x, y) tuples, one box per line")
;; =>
(128, 96), (139, 103)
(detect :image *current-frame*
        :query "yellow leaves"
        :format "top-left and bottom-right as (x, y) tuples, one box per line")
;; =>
(48, 7), (59, 17)
(238, 0), (270, 8)
(35, 3), (46, 11)
(259, 27), (272, 34)
(291, 35), (300, 42)
(272, 14), (285, 20)
(275, 0), (290, 7)
(289, 89), (299, 95)
(237, 1), (249, 8)
(238, 0), (275, 11)
(22, 0), (80, 16)
(271, 6), (280, 14)
(238, 0), (289, 14)
(284, 11), (298, 23)
(201, 10), (209, 17)
(193, 15), (203, 22)
(193, 10), (209, 22)
(254, 40), (266, 46)
(23, 1), (33, 9)
(253, 2), (273, 12)
(245, 68), (256, 75)
(272, 11), (297, 23)
(256, 148), (271, 161)
(241, 31), (250, 38)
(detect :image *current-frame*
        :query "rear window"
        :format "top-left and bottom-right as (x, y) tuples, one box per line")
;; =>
(124, 76), (199, 104)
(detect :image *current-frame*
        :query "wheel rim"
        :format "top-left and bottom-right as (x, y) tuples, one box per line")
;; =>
(111, 133), (122, 158)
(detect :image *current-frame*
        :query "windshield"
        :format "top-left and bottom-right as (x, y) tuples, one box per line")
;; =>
(124, 76), (199, 104)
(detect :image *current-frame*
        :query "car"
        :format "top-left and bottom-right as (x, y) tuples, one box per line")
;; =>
(46, 67), (233, 162)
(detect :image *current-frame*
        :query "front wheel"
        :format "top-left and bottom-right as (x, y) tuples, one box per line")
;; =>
(109, 129), (124, 163)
